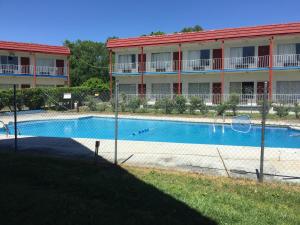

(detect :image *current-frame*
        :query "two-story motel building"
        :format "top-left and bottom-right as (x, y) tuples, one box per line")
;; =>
(0, 41), (70, 89)
(107, 22), (300, 103)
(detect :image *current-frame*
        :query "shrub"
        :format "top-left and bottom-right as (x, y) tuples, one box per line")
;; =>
(174, 95), (187, 114)
(227, 94), (240, 116)
(163, 98), (174, 114)
(154, 99), (163, 112)
(81, 77), (110, 93)
(293, 103), (300, 119)
(274, 104), (290, 118)
(120, 93), (127, 112)
(189, 97), (207, 115)
(128, 97), (141, 113)
(22, 88), (45, 110)
(86, 96), (97, 111)
(215, 103), (228, 116)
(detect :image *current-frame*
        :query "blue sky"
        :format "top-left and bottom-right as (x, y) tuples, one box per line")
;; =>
(1, 0), (300, 45)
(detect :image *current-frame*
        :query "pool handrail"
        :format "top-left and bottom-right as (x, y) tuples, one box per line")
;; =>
(0, 120), (9, 136)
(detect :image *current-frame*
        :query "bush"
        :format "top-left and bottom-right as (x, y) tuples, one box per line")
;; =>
(155, 98), (174, 114)
(215, 103), (228, 116)
(81, 77), (110, 94)
(174, 95), (187, 114)
(128, 97), (141, 113)
(293, 103), (300, 119)
(227, 94), (240, 116)
(120, 93), (127, 112)
(86, 96), (97, 111)
(189, 97), (207, 115)
(274, 104), (290, 118)
(22, 88), (45, 110)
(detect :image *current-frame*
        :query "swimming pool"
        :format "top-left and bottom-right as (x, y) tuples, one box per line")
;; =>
(2, 116), (300, 148)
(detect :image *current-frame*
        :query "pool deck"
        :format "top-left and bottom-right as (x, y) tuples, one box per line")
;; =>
(1, 111), (300, 182)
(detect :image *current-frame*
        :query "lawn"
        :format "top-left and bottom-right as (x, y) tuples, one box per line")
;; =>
(0, 152), (299, 225)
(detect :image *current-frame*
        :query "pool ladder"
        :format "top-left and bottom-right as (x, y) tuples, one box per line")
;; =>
(213, 113), (225, 134)
(0, 120), (9, 137)
(0, 120), (20, 136)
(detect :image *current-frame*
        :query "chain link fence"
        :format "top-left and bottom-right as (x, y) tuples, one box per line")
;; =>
(0, 84), (300, 183)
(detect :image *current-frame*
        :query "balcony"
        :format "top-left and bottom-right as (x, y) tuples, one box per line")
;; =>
(113, 54), (300, 75)
(0, 64), (67, 77)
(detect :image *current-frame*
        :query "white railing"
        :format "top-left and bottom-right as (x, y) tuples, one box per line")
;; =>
(113, 54), (300, 74)
(224, 55), (269, 70)
(273, 54), (300, 68)
(36, 66), (66, 76)
(0, 64), (66, 76)
(0, 64), (33, 75)
(117, 93), (300, 106)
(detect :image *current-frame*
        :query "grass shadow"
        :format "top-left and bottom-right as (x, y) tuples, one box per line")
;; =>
(0, 137), (218, 225)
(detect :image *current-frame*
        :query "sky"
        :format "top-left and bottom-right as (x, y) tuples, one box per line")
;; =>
(1, 0), (300, 46)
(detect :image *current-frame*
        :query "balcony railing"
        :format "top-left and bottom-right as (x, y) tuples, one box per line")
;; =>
(273, 54), (300, 68)
(118, 93), (300, 106)
(0, 64), (66, 76)
(113, 54), (300, 74)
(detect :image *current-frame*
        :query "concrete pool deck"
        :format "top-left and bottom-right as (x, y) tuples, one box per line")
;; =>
(0, 111), (300, 182)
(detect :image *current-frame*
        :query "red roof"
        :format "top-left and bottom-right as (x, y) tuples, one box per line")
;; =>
(0, 40), (70, 55)
(107, 22), (300, 48)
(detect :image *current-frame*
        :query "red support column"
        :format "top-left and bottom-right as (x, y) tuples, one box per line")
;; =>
(269, 37), (274, 100)
(33, 54), (37, 88)
(221, 40), (225, 96)
(109, 50), (113, 98)
(140, 46), (144, 95)
(178, 44), (182, 95)
(67, 59), (70, 87)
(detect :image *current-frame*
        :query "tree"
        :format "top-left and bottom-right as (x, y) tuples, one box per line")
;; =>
(141, 31), (165, 36)
(81, 77), (109, 92)
(64, 40), (109, 87)
(181, 25), (203, 33)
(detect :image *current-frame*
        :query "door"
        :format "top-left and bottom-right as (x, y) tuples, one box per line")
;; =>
(258, 46), (269, 68)
(173, 52), (182, 71)
(241, 82), (254, 104)
(213, 49), (222, 70)
(21, 84), (30, 89)
(173, 83), (182, 96)
(138, 84), (146, 95)
(21, 57), (30, 74)
(212, 83), (222, 104)
(257, 81), (269, 102)
(138, 54), (146, 73)
(56, 60), (65, 75)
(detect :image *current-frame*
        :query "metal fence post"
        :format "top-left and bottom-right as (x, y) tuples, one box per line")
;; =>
(114, 80), (119, 165)
(259, 81), (268, 182)
(13, 84), (18, 152)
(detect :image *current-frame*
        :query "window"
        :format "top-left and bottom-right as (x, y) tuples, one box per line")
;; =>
(36, 84), (55, 88)
(230, 46), (255, 67)
(37, 58), (55, 75)
(0, 56), (18, 73)
(151, 83), (171, 95)
(118, 54), (136, 71)
(229, 82), (242, 94)
(0, 84), (16, 89)
(229, 82), (254, 95)
(277, 81), (300, 94)
(188, 50), (210, 70)
(151, 53), (171, 71)
(188, 83), (210, 95)
(21, 84), (30, 89)
(277, 44), (296, 55)
(119, 84), (136, 95)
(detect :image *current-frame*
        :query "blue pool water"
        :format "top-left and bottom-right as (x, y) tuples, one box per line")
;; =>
(2, 117), (300, 148)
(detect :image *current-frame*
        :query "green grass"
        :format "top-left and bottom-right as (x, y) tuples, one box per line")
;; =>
(0, 152), (299, 225)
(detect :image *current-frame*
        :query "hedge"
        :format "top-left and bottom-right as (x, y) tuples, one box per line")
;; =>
(0, 87), (110, 111)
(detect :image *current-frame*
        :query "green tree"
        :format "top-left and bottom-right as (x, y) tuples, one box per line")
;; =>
(141, 31), (166, 36)
(64, 40), (109, 87)
(81, 77), (109, 93)
(181, 25), (203, 33)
